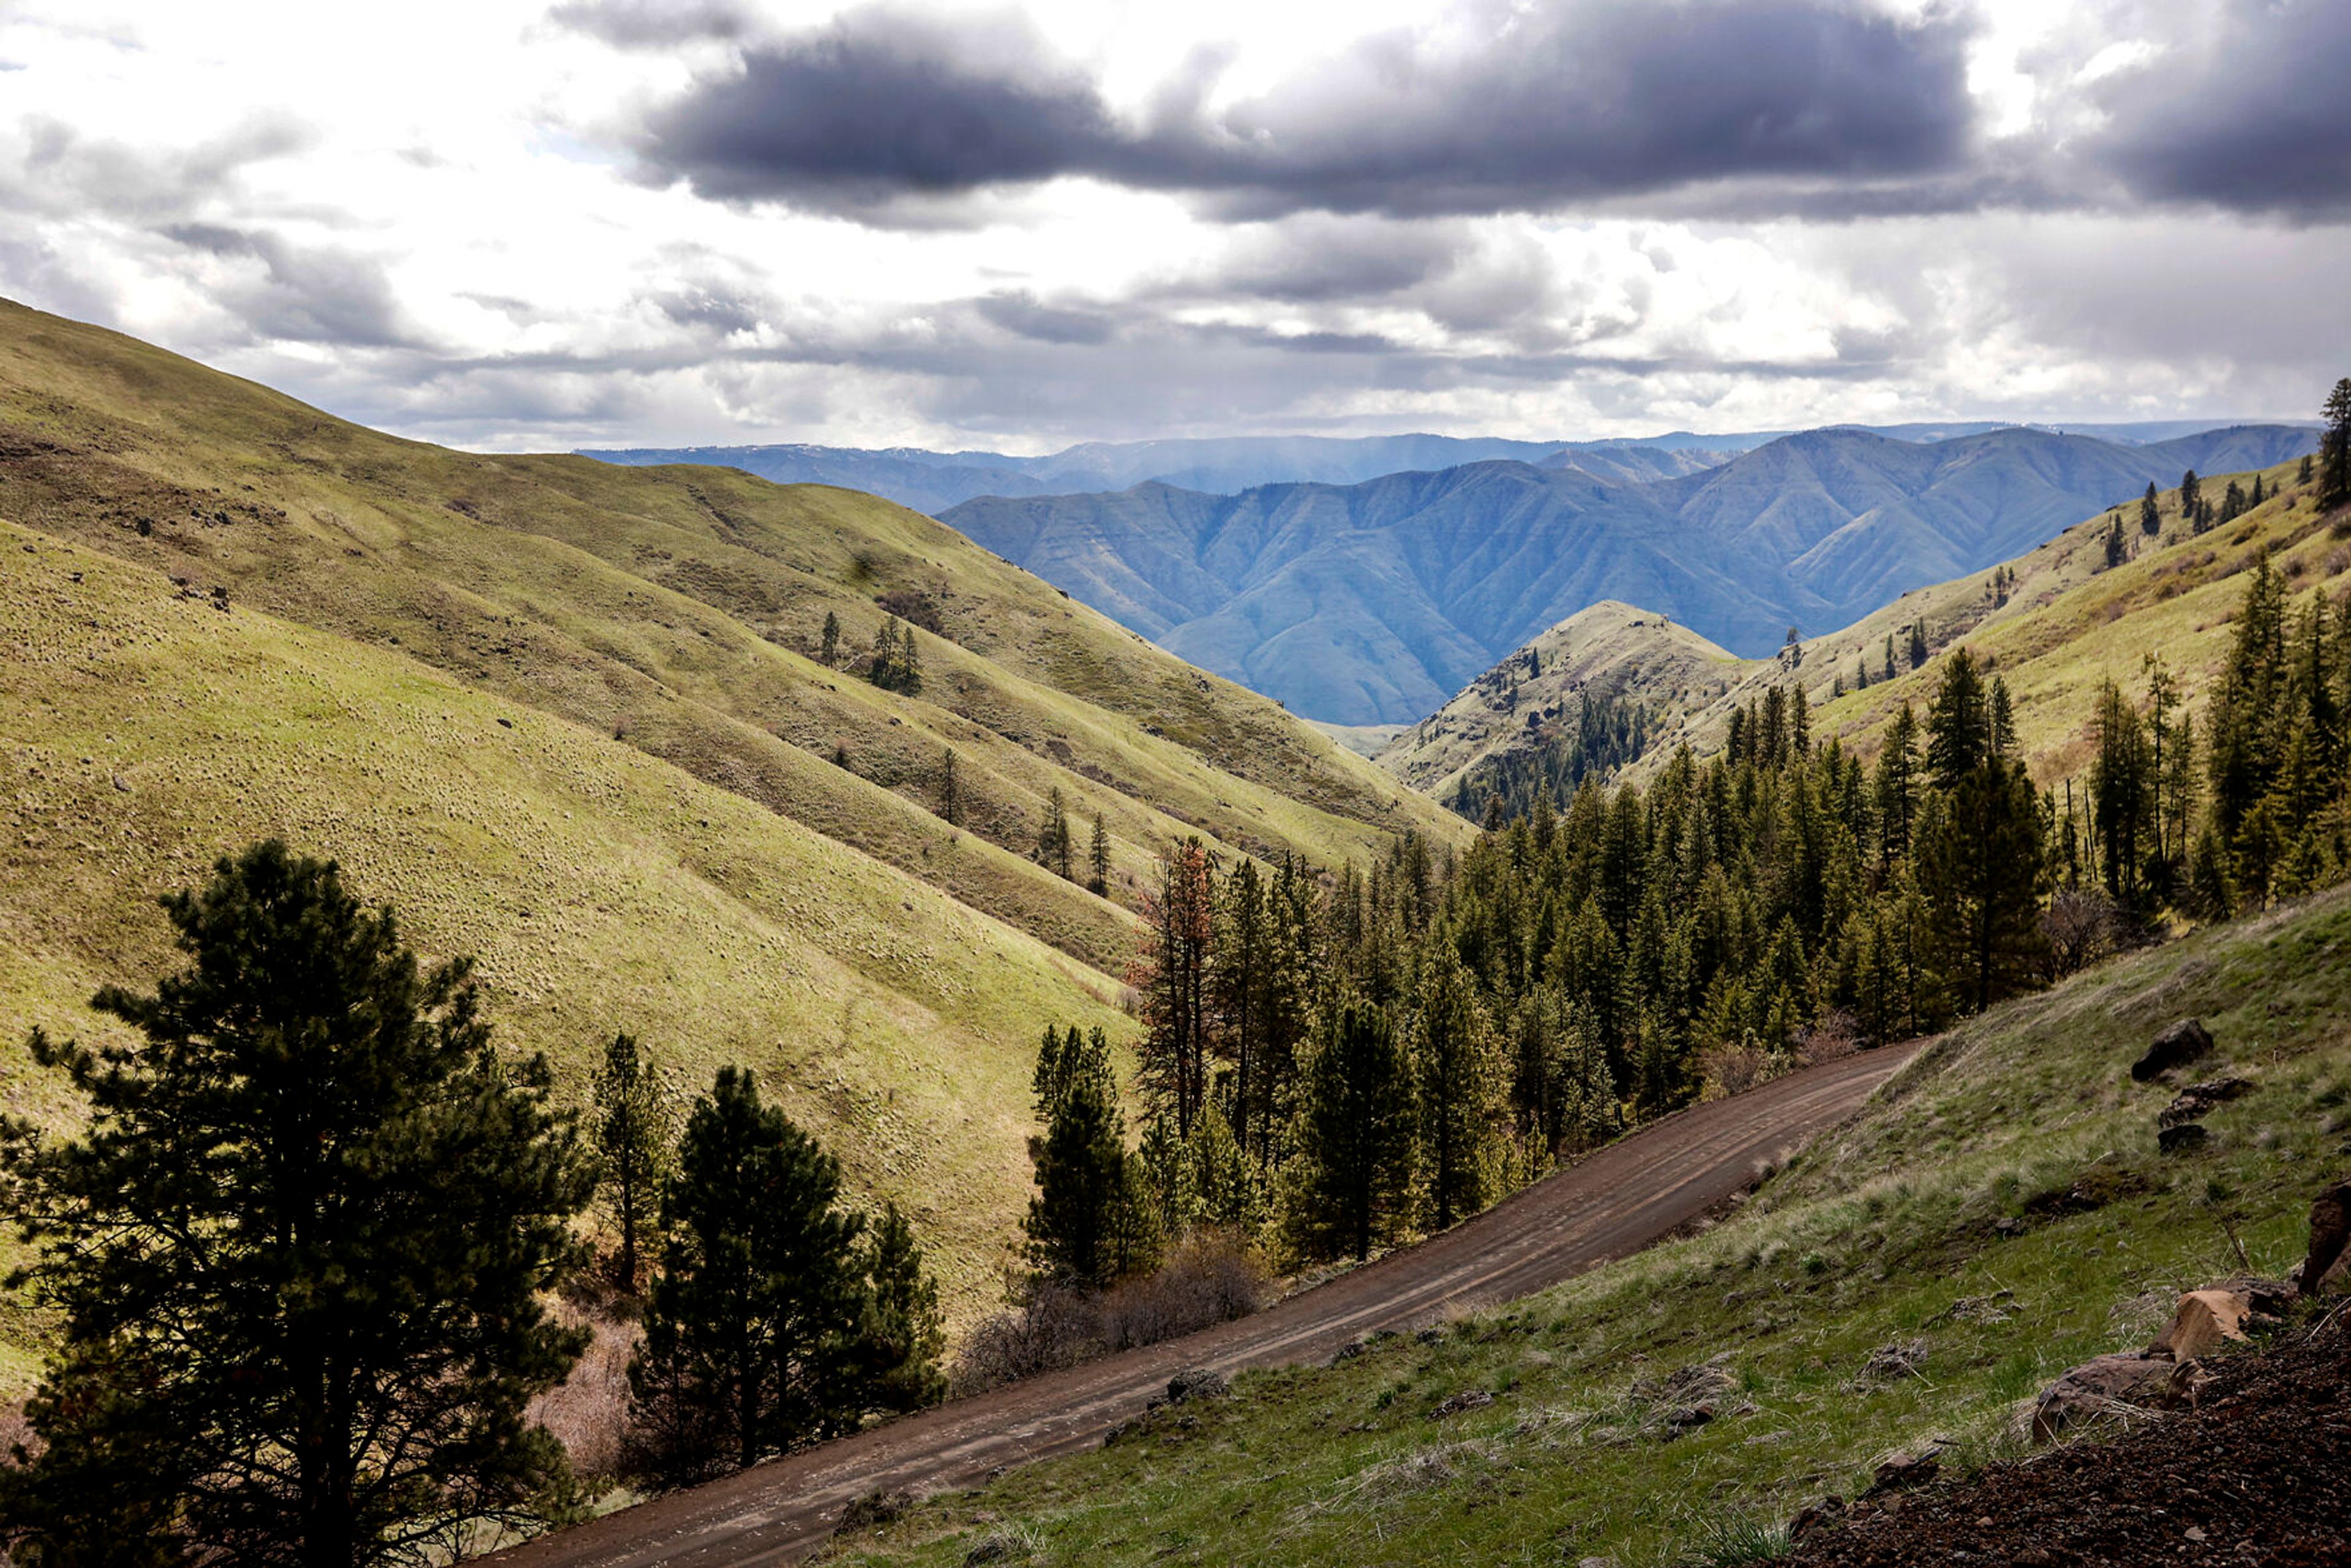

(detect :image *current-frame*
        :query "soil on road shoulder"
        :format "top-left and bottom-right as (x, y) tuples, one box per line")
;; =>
(492, 1041), (1923, 1568)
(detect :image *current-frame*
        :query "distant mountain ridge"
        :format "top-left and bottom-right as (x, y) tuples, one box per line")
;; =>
(582, 419), (2309, 516)
(938, 423), (2320, 723)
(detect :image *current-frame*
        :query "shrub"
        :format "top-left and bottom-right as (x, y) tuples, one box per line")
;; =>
(1097, 1233), (1269, 1352)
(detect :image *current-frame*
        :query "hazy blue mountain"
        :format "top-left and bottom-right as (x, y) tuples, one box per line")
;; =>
(583, 420), (2304, 516)
(940, 423), (2320, 724)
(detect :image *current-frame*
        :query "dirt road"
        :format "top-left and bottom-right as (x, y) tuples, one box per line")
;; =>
(492, 1041), (1921, 1568)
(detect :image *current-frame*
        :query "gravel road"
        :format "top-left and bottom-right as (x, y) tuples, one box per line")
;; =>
(490, 1040), (1922, 1568)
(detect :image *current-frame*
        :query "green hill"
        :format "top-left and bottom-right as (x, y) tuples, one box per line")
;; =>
(0, 299), (1468, 1352)
(816, 880), (2351, 1568)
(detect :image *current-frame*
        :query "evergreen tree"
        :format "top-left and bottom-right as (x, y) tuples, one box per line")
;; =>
(2180, 469), (2202, 522)
(850, 1202), (947, 1416)
(1924, 648), (1992, 787)
(2322, 377), (2351, 512)
(592, 1030), (680, 1291)
(1291, 997), (1414, 1262)
(820, 610), (841, 666)
(1088, 814), (1109, 895)
(1908, 620), (1930, 670)
(1024, 1028), (1151, 1290)
(937, 748), (961, 826)
(1412, 951), (1500, 1231)
(1883, 634), (1897, 682)
(1039, 787), (1073, 879)
(2140, 481), (2161, 536)
(2105, 512), (2126, 569)
(2089, 679), (2153, 912)
(1130, 841), (1216, 1138)
(1918, 759), (2049, 1013)
(1873, 702), (1921, 869)
(628, 1068), (872, 1484)
(0, 842), (591, 1564)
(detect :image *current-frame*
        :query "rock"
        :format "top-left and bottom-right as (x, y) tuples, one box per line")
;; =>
(1856, 1338), (1928, 1387)
(836, 1488), (915, 1531)
(1864, 1449), (1943, 1496)
(1429, 1389), (1495, 1420)
(2160, 1076), (2254, 1130)
(1329, 1338), (1367, 1365)
(2158, 1122), (2210, 1155)
(1661, 1402), (1715, 1438)
(2132, 1018), (2214, 1082)
(1790, 1495), (1848, 1540)
(2150, 1289), (2257, 1359)
(2301, 1178), (2351, 1299)
(1165, 1367), (1228, 1405)
(2030, 1352), (2203, 1442)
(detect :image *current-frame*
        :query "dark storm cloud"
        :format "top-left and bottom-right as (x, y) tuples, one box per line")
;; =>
(631, 0), (1980, 221)
(160, 223), (420, 349)
(2087, 0), (2351, 219)
(547, 0), (751, 48)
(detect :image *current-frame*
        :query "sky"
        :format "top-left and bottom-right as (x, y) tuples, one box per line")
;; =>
(0, 0), (2346, 454)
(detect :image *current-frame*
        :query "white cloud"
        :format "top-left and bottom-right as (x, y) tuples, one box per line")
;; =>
(0, 0), (2339, 453)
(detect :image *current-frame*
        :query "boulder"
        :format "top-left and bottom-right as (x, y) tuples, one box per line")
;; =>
(2146, 1283), (2287, 1359)
(2132, 1018), (2214, 1082)
(2158, 1122), (2210, 1155)
(1863, 1449), (1943, 1496)
(2030, 1352), (2203, 1442)
(1660, 1402), (1715, 1439)
(1165, 1367), (1229, 1405)
(2301, 1178), (2351, 1299)
(2159, 1076), (2253, 1130)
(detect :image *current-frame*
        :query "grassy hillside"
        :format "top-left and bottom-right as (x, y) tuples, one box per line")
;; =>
(819, 883), (2351, 1568)
(0, 520), (1141, 1352)
(1397, 456), (2347, 799)
(1377, 601), (1747, 798)
(0, 297), (1468, 988)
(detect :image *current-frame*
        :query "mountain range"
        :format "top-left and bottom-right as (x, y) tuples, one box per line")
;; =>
(938, 424), (2321, 723)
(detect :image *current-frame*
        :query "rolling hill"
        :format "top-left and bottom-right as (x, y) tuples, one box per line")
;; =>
(940, 425), (2320, 724)
(0, 297), (1469, 1335)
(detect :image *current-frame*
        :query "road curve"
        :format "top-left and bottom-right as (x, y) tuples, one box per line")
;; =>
(490, 1040), (1922, 1568)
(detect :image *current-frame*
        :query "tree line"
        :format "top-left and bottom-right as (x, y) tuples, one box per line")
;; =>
(0, 842), (945, 1565)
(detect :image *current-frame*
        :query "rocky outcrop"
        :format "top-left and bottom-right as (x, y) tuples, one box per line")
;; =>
(2147, 1280), (2290, 1359)
(2131, 1018), (2214, 1082)
(2030, 1352), (2205, 1442)
(1164, 1367), (1229, 1405)
(2300, 1178), (2351, 1299)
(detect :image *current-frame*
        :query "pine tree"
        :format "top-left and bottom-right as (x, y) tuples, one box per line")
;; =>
(629, 1068), (873, 1484)
(1130, 840), (1216, 1138)
(1291, 997), (1414, 1262)
(1908, 620), (1930, 670)
(851, 1203), (947, 1416)
(937, 748), (961, 825)
(1924, 648), (1991, 788)
(1873, 702), (1921, 869)
(2105, 512), (2127, 569)
(2141, 481), (2161, 536)
(592, 1030), (680, 1291)
(1024, 1028), (1151, 1290)
(1040, 787), (1073, 879)
(1211, 858), (1269, 1161)
(1918, 760), (2049, 1013)
(1883, 634), (1897, 682)
(820, 610), (841, 666)
(2089, 679), (2153, 912)
(0, 842), (592, 1564)
(2322, 377), (2351, 512)
(2180, 469), (2202, 522)
(1412, 951), (1500, 1231)
(1088, 814), (1109, 896)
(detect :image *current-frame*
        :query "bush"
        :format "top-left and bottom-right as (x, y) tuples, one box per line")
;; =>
(1097, 1233), (1269, 1352)
(948, 1236), (1270, 1397)
(2039, 887), (2135, 980)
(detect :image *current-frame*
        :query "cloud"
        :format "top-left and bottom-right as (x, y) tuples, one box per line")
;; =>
(546, 0), (750, 49)
(0, 113), (312, 221)
(2085, 0), (2351, 219)
(159, 223), (421, 349)
(629, 0), (1981, 222)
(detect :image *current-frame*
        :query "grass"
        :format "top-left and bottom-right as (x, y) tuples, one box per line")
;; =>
(810, 884), (2351, 1568)
(0, 296), (1470, 985)
(0, 520), (1128, 1339)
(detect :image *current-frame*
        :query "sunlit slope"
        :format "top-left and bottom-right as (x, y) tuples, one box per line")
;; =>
(0, 299), (1468, 980)
(0, 520), (1127, 1329)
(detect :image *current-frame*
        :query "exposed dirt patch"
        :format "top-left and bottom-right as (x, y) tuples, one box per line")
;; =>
(1792, 1316), (2351, 1567)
